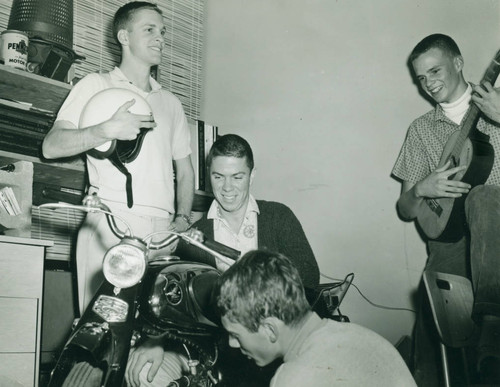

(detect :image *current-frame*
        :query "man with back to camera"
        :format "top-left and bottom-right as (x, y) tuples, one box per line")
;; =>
(42, 1), (195, 316)
(215, 249), (417, 387)
(125, 133), (320, 386)
(392, 33), (500, 385)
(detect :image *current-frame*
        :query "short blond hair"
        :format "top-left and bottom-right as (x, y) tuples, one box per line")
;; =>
(216, 250), (311, 332)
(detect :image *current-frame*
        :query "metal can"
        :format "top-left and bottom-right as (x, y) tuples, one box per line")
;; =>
(0, 30), (29, 70)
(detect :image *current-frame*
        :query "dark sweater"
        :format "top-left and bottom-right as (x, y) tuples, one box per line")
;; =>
(176, 200), (320, 288)
(176, 200), (319, 387)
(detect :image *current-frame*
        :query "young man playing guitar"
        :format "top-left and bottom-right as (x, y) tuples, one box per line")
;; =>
(392, 34), (500, 385)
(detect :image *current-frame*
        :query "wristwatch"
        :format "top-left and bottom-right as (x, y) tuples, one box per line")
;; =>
(175, 213), (192, 226)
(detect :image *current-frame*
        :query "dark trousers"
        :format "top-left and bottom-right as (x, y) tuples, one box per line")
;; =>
(412, 185), (500, 386)
(465, 185), (500, 318)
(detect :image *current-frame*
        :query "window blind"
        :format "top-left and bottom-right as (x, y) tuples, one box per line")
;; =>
(31, 207), (86, 261)
(0, 0), (203, 119)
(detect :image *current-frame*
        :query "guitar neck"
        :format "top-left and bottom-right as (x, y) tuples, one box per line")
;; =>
(449, 51), (500, 160)
(449, 105), (480, 158)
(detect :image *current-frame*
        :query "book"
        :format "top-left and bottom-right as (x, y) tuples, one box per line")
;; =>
(0, 98), (32, 111)
(0, 135), (42, 157)
(0, 115), (51, 134)
(203, 122), (218, 193)
(188, 119), (201, 191)
(188, 119), (219, 192)
(0, 189), (15, 215)
(0, 122), (46, 139)
(3, 187), (21, 215)
(0, 129), (43, 148)
(0, 103), (55, 129)
(197, 120), (206, 191)
(0, 192), (14, 215)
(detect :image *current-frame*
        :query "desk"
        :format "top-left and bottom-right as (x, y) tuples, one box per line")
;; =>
(0, 235), (53, 387)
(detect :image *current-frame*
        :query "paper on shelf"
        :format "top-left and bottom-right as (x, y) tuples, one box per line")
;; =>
(0, 189), (15, 215)
(0, 187), (21, 215)
(0, 98), (32, 111)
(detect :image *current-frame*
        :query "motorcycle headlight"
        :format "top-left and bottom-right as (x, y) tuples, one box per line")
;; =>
(103, 238), (147, 289)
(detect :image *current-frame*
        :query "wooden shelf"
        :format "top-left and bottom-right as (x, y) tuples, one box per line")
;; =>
(0, 235), (53, 247)
(0, 64), (213, 211)
(0, 64), (71, 113)
(0, 150), (86, 191)
(0, 64), (84, 192)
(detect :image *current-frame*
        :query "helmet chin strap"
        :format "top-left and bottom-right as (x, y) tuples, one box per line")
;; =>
(108, 152), (134, 208)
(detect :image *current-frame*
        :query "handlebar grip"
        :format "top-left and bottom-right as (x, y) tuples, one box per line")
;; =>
(203, 239), (240, 261)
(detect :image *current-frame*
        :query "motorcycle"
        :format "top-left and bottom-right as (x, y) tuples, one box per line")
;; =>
(42, 195), (353, 387)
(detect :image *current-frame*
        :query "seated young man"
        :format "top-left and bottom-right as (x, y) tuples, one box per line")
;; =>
(215, 249), (417, 387)
(126, 134), (320, 386)
(176, 133), (320, 289)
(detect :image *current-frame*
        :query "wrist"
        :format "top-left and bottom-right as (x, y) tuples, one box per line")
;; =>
(175, 213), (192, 226)
(413, 182), (423, 199)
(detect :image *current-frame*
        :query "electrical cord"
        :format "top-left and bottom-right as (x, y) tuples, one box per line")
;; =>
(320, 272), (416, 314)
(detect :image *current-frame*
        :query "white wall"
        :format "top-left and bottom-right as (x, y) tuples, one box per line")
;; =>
(200, 0), (500, 344)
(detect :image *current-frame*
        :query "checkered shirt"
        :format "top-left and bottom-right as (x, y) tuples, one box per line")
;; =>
(392, 105), (500, 186)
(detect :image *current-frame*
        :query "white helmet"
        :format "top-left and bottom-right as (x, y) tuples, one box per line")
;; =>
(79, 87), (152, 159)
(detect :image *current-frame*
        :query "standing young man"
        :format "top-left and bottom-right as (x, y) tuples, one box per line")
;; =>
(42, 1), (194, 313)
(392, 34), (500, 385)
(216, 250), (416, 387)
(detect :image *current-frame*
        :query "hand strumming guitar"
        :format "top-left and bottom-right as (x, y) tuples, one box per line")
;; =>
(414, 160), (471, 199)
(397, 161), (471, 221)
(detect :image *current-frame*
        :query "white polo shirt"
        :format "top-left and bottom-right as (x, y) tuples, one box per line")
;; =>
(56, 67), (191, 217)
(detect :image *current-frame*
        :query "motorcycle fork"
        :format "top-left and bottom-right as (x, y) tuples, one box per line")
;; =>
(48, 281), (141, 386)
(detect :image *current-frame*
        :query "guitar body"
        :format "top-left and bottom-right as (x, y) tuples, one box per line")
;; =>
(417, 128), (494, 241)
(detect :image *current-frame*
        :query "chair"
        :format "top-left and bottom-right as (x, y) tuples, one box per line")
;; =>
(423, 270), (477, 387)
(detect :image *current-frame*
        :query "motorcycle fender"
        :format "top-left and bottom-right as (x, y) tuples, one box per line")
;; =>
(64, 323), (112, 360)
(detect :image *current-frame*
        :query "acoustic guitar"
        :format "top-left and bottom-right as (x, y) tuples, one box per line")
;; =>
(417, 49), (500, 242)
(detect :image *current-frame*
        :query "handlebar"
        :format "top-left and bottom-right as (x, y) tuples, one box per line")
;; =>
(38, 195), (240, 266)
(39, 195), (134, 238)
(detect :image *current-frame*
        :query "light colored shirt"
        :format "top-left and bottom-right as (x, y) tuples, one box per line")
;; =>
(207, 195), (259, 269)
(271, 313), (416, 387)
(392, 85), (500, 186)
(56, 67), (191, 217)
(440, 84), (472, 125)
